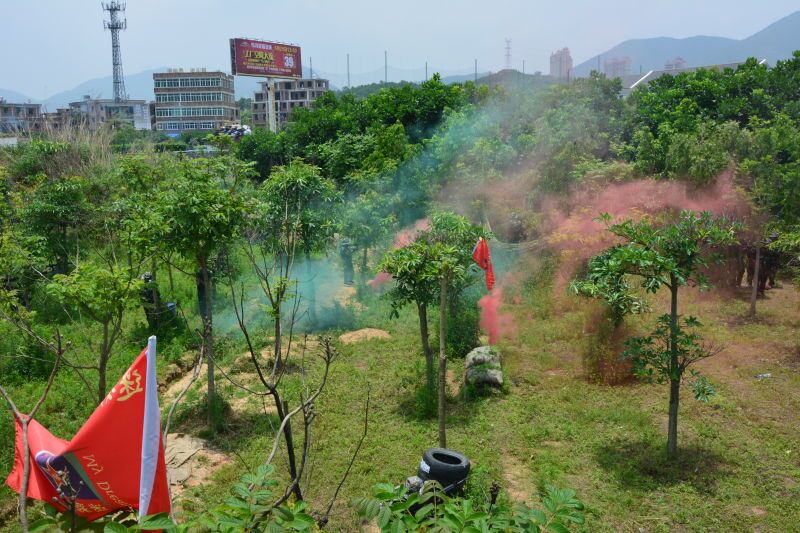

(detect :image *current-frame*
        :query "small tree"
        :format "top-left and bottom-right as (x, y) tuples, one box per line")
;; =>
(258, 158), (339, 328)
(341, 188), (396, 278)
(47, 263), (141, 405)
(577, 210), (737, 458)
(380, 212), (484, 440)
(158, 156), (253, 429)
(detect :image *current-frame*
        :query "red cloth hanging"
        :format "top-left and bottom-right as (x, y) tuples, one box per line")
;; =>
(471, 237), (495, 291)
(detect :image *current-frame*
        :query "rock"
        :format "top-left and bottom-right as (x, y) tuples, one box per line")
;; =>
(466, 366), (504, 387)
(465, 346), (501, 368)
(465, 346), (504, 388)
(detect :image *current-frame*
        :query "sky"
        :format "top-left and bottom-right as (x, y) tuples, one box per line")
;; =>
(1, 0), (799, 99)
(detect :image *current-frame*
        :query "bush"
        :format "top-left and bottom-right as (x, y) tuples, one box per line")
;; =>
(433, 300), (481, 359)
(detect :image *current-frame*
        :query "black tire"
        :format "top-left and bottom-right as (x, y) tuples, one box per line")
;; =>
(418, 448), (470, 486)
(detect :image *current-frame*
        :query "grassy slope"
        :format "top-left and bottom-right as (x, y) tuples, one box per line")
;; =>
(2, 259), (799, 532)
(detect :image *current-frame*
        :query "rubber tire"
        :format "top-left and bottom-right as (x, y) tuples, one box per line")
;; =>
(418, 448), (470, 486)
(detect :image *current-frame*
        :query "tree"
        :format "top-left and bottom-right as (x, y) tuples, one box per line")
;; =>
(576, 211), (738, 458)
(341, 188), (396, 277)
(157, 156), (254, 429)
(379, 212), (485, 436)
(258, 158), (339, 328)
(47, 263), (141, 405)
(21, 175), (93, 274)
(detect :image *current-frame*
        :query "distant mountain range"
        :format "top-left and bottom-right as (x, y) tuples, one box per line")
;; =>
(4, 10), (800, 108)
(572, 10), (800, 76)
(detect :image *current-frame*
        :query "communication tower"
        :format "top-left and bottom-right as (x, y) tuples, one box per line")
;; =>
(102, 1), (128, 102)
(505, 39), (512, 70)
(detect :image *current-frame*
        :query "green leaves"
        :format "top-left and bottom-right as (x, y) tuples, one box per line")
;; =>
(354, 481), (586, 532)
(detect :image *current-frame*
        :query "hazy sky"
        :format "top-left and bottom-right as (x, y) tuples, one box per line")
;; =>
(2, 0), (798, 98)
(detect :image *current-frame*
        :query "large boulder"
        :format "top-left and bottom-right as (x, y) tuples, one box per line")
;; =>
(465, 346), (503, 387)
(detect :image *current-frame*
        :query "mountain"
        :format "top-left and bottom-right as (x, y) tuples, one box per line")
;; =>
(573, 10), (800, 76)
(0, 88), (35, 104)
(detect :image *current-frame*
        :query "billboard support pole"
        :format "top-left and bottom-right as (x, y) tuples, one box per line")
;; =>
(267, 77), (277, 133)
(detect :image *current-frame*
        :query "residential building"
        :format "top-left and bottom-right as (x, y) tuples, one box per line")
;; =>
(152, 69), (237, 135)
(549, 48), (573, 81)
(67, 95), (151, 131)
(603, 56), (632, 78)
(253, 78), (330, 130)
(0, 97), (43, 133)
(664, 57), (687, 70)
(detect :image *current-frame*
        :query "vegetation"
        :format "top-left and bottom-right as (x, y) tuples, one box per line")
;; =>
(1, 54), (800, 532)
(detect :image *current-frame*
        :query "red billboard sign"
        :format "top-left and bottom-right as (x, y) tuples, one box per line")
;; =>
(230, 38), (302, 78)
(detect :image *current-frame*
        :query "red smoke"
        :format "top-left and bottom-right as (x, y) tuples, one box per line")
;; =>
(393, 218), (429, 248)
(477, 283), (518, 345)
(367, 218), (431, 290)
(542, 170), (751, 292)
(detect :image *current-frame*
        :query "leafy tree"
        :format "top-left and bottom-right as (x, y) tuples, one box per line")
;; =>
(341, 189), (396, 276)
(21, 176), (93, 274)
(258, 158), (339, 328)
(47, 262), (142, 405)
(157, 156), (254, 429)
(576, 211), (738, 458)
(379, 212), (485, 432)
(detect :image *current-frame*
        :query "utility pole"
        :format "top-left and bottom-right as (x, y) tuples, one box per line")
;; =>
(384, 50), (388, 84)
(425, 61), (428, 81)
(309, 57), (313, 79)
(522, 59), (525, 75)
(347, 53), (350, 88)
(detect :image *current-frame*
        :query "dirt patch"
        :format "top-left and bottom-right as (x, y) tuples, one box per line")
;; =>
(339, 328), (391, 344)
(446, 367), (460, 396)
(163, 364), (205, 402)
(501, 454), (534, 504)
(751, 507), (767, 516)
(166, 433), (231, 496)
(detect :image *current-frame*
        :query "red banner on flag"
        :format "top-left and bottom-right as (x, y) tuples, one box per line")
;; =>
(472, 237), (495, 291)
(5, 338), (170, 521)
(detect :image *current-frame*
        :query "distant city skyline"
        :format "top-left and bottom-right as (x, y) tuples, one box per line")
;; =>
(2, 0), (799, 99)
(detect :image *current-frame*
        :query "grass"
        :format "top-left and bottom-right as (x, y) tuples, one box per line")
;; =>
(1, 255), (799, 532)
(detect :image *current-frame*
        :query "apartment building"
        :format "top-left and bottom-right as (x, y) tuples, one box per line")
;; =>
(0, 97), (43, 133)
(252, 78), (329, 130)
(67, 96), (151, 132)
(152, 69), (238, 135)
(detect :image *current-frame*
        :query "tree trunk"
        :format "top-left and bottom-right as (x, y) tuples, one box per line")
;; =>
(280, 399), (303, 501)
(305, 250), (316, 327)
(98, 321), (110, 405)
(749, 246), (761, 317)
(667, 276), (680, 459)
(359, 248), (369, 286)
(18, 419), (30, 532)
(200, 260), (215, 430)
(438, 276), (448, 448)
(150, 257), (161, 311)
(418, 302), (434, 397)
(273, 300), (283, 372)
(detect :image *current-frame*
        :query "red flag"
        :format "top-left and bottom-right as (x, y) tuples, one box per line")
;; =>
(5, 337), (171, 521)
(472, 237), (495, 291)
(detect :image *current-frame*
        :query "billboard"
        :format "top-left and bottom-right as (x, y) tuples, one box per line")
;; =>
(230, 38), (302, 78)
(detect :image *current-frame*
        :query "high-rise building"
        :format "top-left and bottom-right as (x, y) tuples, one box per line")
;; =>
(664, 57), (687, 70)
(603, 57), (632, 78)
(152, 69), (238, 135)
(252, 78), (330, 130)
(549, 48), (573, 81)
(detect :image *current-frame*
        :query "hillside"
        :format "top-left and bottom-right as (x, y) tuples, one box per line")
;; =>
(573, 10), (800, 75)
